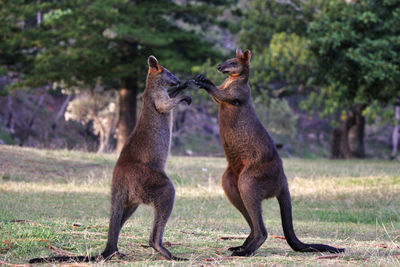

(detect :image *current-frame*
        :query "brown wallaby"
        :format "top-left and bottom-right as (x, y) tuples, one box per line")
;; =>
(194, 48), (345, 257)
(29, 56), (191, 263)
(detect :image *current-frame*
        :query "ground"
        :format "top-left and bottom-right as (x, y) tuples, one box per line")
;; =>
(0, 145), (399, 266)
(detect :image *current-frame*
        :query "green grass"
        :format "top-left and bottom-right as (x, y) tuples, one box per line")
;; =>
(0, 145), (399, 266)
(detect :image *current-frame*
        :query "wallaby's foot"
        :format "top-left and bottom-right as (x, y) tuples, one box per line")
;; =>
(228, 245), (244, 252)
(100, 250), (125, 261)
(231, 233), (267, 257)
(231, 250), (255, 257)
(150, 241), (186, 261)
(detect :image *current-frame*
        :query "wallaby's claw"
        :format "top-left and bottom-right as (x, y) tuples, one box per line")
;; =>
(195, 74), (209, 83)
(194, 74), (203, 81)
(193, 76), (209, 90)
(176, 80), (189, 90)
(194, 74), (215, 89)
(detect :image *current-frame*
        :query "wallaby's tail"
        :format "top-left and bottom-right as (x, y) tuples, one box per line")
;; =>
(277, 187), (345, 253)
(29, 255), (97, 263)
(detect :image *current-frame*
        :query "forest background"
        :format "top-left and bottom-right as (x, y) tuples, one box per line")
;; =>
(1, 0), (399, 160)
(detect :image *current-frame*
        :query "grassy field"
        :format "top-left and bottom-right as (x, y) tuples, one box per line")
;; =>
(0, 145), (399, 266)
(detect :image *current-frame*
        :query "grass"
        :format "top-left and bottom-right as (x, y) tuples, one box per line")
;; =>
(0, 145), (399, 266)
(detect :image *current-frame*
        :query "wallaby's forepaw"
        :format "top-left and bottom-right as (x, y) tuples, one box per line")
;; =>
(180, 96), (192, 105)
(176, 80), (190, 90)
(194, 74), (214, 85)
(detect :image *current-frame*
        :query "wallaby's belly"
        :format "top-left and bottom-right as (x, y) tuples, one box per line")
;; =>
(113, 111), (172, 204)
(219, 106), (276, 174)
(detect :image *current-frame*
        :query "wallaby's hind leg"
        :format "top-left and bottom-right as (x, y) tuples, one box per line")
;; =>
(120, 205), (139, 228)
(221, 168), (254, 252)
(107, 204), (139, 258)
(149, 179), (187, 261)
(102, 202), (138, 260)
(232, 176), (268, 257)
(102, 194), (127, 260)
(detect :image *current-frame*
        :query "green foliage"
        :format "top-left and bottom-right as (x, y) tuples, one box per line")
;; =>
(306, 0), (400, 117)
(363, 100), (399, 125)
(0, 125), (15, 145)
(191, 58), (225, 110)
(251, 33), (315, 95)
(239, 0), (326, 53)
(254, 96), (298, 144)
(1, 0), (224, 91)
(0, 1), (38, 78)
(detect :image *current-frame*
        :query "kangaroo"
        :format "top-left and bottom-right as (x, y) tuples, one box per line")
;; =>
(194, 48), (344, 256)
(29, 56), (191, 263)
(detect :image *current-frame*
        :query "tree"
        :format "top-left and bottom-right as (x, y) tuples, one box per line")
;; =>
(307, 0), (400, 158)
(0, 1), (36, 77)
(64, 87), (118, 153)
(238, 0), (324, 53)
(2, 0), (223, 153)
(250, 32), (315, 97)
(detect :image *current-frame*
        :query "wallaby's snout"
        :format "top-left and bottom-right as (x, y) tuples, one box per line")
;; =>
(170, 75), (181, 87)
(217, 64), (223, 72)
(163, 68), (181, 87)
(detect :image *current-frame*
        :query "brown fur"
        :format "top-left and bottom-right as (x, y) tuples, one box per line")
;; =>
(102, 56), (190, 261)
(194, 48), (344, 256)
(29, 56), (190, 264)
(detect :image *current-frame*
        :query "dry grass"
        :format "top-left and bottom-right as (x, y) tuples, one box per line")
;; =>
(0, 145), (399, 266)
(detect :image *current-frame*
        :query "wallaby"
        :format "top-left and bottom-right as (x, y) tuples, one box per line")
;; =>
(29, 56), (191, 263)
(194, 48), (344, 256)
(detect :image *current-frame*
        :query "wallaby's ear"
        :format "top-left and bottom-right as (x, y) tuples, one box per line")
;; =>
(243, 49), (252, 64)
(148, 55), (162, 72)
(236, 48), (243, 58)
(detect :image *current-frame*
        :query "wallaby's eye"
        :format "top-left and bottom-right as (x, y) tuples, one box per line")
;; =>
(230, 62), (237, 66)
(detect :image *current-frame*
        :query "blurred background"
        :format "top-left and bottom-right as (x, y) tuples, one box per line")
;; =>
(0, 0), (399, 159)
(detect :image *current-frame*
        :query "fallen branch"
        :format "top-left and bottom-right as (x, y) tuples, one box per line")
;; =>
(72, 223), (107, 229)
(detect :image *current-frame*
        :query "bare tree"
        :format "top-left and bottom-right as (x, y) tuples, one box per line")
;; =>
(391, 105), (400, 160)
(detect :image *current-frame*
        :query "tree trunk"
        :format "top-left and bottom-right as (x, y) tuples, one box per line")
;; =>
(19, 93), (45, 146)
(330, 105), (366, 159)
(89, 87), (112, 154)
(51, 94), (72, 131)
(340, 109), (356, 158)
(116, 77), (138, 154)
(390, 105), (400, 160)
(348, 105), (365, 158)
(6, 94), (14, 132)
(330, 127), (342, 158)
